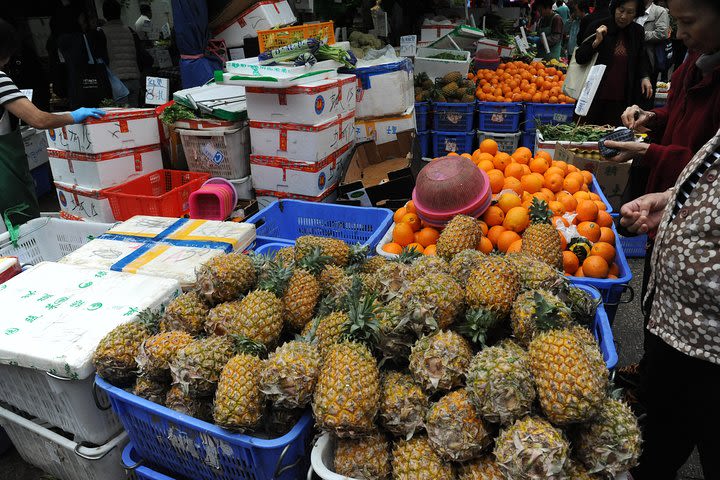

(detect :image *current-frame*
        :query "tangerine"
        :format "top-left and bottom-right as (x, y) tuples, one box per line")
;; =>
(535, 151), (553, 162)
(563, 176), (582, 194)
(577, 221), (601, 242)
(609, 263), (620, 276)
(478, 159), (495, 172)
(529, 157), (550, 174)
(497, 230), (522, 253)
(562, 250), (580, 274)
(382, 242), (403, 255)
(477, 220), (489, 236)
(497, 192), (522, 213)
(583, 256), (609, 278)
(557, 193), (578, 213)
(574, 266), (585, 277)
(503, 177), (523, 195)
(544, 166), (564, 179)
(545, 173), (564, 193)
(400, 213), (421, 232)
(487, 225), (507, 246)
(576, 200), (599, 222)
(580, 170), (593, 184)
(393, 207), (407, 223)
(488, 169), (505, 194)
(595, 200), (607, 211)
(482, 206), (505, 227)
(520, 174), (543, 194)
(392, 223), (415, 246)
(596, 210), (613, 228)
(478, 236), (494, 254)
(415, 227), (440, 247)
(423, 244), (437, 256)
(494, 152), (513, 171)
(590, 242), (616, 263)
(566, 171), (585, 186)
(460, 153), (473, 161)
(507, 239), (523, 253)
(505, 162), (525, 180)
(479, 138), (499, 156)
(548, 201), (566, 216)
(406, 242), (424, 254)
(512, 147), (533, 164)
(599, 226), (616, 245)
(405, 200), (416, 214)
(503, 206), (530, 233)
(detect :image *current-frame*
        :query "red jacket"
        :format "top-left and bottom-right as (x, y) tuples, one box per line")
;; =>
(641, 51), (720, 193)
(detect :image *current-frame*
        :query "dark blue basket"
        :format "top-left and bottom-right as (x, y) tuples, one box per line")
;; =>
(574, 283), (618, 369)
(520, 130), (536, 153)
(96, 376), (313, 480)
(610, 214), (648, 258)
(246, 199), (394, 249)
(415, 102), (430, 132)
(477, 101), (523, 133)
(431, 131), (475, 157)
(31, 163), (52, 197)
(417, 130), (430, 158)
(431, 102), (475, 132)
(122, 444), (176, 480)
(523, 103), (575, 132)
(254, 242), (294, 257)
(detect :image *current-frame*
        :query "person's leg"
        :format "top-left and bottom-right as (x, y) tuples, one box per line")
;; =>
(695, 356), (720, 478)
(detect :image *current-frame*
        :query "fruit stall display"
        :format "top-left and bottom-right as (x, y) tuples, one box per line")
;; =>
(471, 61), (574, 105)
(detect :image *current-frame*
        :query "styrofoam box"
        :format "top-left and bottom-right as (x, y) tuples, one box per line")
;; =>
(212, 0), (296, 47)
(421, 23), (457, 42)
(246, 74), (357, 125)
(249, 111), (355, 162)
(45, 108), (160, 154)
(355, 106), (416, 145)
(21, 127), (49, 170)
(48, 144), (163, 190)
(414, 47), (471, 81)
(55, 181), (116, 223)
(255, 184), (338, 209)
(250, 142), (352, 197)
(535, 130), (599, 157)
(353, 58), (414, 120)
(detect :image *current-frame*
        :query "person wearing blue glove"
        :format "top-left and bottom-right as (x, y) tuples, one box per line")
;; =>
(0, 18), (106, 229)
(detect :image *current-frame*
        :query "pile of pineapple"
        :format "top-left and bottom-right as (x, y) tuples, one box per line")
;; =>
(92, 210), (641, 479)
(415, 71), (476, 104)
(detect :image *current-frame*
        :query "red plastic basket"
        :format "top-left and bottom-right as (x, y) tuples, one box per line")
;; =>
(102, 170), (210, 221)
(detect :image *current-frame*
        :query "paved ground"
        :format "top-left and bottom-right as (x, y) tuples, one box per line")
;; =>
(0, 247), (705, 478)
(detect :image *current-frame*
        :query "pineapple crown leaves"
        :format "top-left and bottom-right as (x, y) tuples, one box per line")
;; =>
(229, 334), (267, 358)
(528, 197), (553, 225)
(294, 246), (332, 275)
(457, 307), (505, 346)
(392, 248), (423, 265)
(348, 243), (370, 267)
(135, 306), (164, 335)
(341, 277), (381, 347)
(532, 291), (573, 333)
(256, 261), (293, 297)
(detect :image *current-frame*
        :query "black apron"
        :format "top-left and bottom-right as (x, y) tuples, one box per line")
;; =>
(0, 127), (40, 227)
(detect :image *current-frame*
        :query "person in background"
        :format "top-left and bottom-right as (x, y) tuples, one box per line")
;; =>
(535, 0), (565, 60)
(635, 0), (670, 109)
(556, 0), (571, 23)
(134, 4), (153, 42)
(100, 0), (140, 107)
(579, 0), (610, 40)
(0, 19), (104, 227)
(575, 0), (652, 125)
(568, 0), (591, 55)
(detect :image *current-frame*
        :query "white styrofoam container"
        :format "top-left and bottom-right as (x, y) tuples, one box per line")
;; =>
(255, 184), (338, 209)
(212, 0), (296, 47)
(48, 144), (164, 190)
(250, 142), (352, 197)
(245, 74), (357, 125)
(46, 108), (160, 154)
(55, 181), (115, 222)
(249, 110), (355, 162)
(22, 126), (49, 170)
(421, 23), (457, 42)
(220, 59), (340, 88)
(353, 58), (414, 120)
(0, 405), (129, 480)
(413, 47), (471, 81)
(355, 106), (416, 145)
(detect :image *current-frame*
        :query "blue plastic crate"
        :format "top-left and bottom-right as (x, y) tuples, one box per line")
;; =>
(573, 283), (618, 369)
(523, 103), (575, 132)
(122, 444), (176, 480)
(477, 101), (523, 133)
(246, 199), (394, 249)
(520, 130), (536, 153)
(590, 175), (613, 213)
(431, 102), (475, 132)
(415, 102), (430, 132)
(431, 131), (475, 157)
(417, 130), (430, 158)
(31, 163), (52, 197)
(96, 376), (313, 480)
(618, 231), (648, 258)
(254, 241), (294, 257)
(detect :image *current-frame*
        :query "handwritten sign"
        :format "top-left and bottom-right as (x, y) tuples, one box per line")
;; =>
(400, 35), (417, 57)
(575, 65), (607, 117)
(145, 77), (169, 106)
(514, 35), (528, 55)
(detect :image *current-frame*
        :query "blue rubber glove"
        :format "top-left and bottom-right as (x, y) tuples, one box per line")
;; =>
(70, 108), (106, 124)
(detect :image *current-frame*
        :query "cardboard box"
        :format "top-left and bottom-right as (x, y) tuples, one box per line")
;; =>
(212, 0), (296, 47)
(414, 48), (471, 81)
(46, 109), (160, 154)
(245, 74), (357, 125)
(21, 127), (49, 170)
(48, 144), (163, 190)
(249, 111), (355, 162)
(355, 106), (416, 145)
(351, 58), (414, 120)
(55, 181), (115, 223)
(0, 262), (180, 379)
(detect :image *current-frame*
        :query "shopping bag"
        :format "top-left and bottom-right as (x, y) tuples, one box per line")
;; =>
(104, 64), (130, 101)
(563, 34), (598, 100)
(76, 35), (112, 106)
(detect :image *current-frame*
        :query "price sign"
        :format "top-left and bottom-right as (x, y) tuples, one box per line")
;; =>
(445, 139), (458, 153)
(145, 77), (169, 106)
(514, 36), (528, 55)
(575, 65), (607, 117)
(400, 35), (417, 57)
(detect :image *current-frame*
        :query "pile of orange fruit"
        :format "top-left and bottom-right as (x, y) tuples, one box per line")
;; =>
(381, 139), (621, 279)
(470, 61), (573, 104)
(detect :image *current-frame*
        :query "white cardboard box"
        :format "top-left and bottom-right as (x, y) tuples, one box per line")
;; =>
(413, 47), (471, 80)
(21, 127), (49, 170)
(0, 262), (180, 379)
(355, 107), (416, 145)
(48, 144), (163, 190)
(212, 0), (296, 47)
(249, 111), (355, 162)
(421, 23), (457, 43)
(45, 108), (160, 154)
(255, 185), (338, 209)
(250, 142), (352, 197)
(55, 181), (115, 223)
(246, 74), (357, 125)
(353, 58), (414, 119)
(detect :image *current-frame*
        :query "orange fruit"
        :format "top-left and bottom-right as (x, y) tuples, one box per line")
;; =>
(596, 210), (613, 228)
(478, 236), (494, 254)
(562, 250), (580, 275)
(503, 177), (523, 195)
(405, 200), (416, 214)
(588, 192), (601, 202)
(540, 187), (556, 201)
(609, 262), (620, 276)
(393, 207), (407, 223)
(406, 242), (424, 254)
(599, 226), (616, 245)
(493, 152), (513, 171)
(577, 221), (601, 243)
(488, 169), (505, 194)
(544, 173), (564, 193)
(566, 171), (585, 186)
(608, 274), (619, 279)
(590, 241), (616, 263)
(529, 157), (549, 174)
(563, 176), (582, 194)
(574, 266), (585, 277)
(520, 174), (543, 194)
(573, 191), (591, 202)
(471, 149), (484, 164)
(478, 159), (495, 172)
(535, 151), (553, 162)
(415, 227), (440, 247)
(392, 222), (415, 247)
(505, 162), (525, 180)
(497, 230), (522, 253)
(548, 201), (565, 216)
(448, 152), (459, 156)
(497, 192), (522, 213)
(479, 138), (499, 156)
(512, 147), (533, 164)
(595, 200), (607, 211)
(382, 242), (403, 254)
(507, 238), (523, 253)
(477, 220), (489, 236)
(583, 256), (609, 278)
(544, 166), (564, 179)
(487, 225), (507, 246)
(559, 231), (568, 250)
(482, 206), (505, 227)
(461, 153), (473, 160)
(552, 160), (568, 174)
(400, 213), (421, 232)
(522, 164), (531, 176)
(503, 206), (530, 233)
(580, 170), (593, 184)
(557, 192), (578, 213)
(423, 244), (437, 256)
(576, 200), (599, 222)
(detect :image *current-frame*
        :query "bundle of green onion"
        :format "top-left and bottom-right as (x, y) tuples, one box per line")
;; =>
(257, 38), (357, 68)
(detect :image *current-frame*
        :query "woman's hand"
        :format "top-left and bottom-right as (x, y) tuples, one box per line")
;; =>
(592, 25), (608, 48)
(621, 105), (655, 130)
(619, 190), (672, 234)
(641, 78), (653, 99)
(602, 140), (650, 163)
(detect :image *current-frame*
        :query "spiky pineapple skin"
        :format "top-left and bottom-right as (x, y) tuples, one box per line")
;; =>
(213, 354), (264, 432)
(506, 252), (564, 291)
(376, 299), (413, 362)
(313, 341), (380, 438)
(133, 376), (169, 405)
(196, 253), (256, 304)
(522, 223), (564, 271)
(409, 330), (472, 393)
(466, 255), (520, 316)
(165, 384), (213, 422)
(372, 261), (409, 301)
(511, 289), (573, 347)
(466, 344), (536, 425)
(457, 455), (505, 480)
(426, 389), (492, 462)
(405, 256), (449, 283)
(449, 249), (485, 284)
(170, 336), (235, 397)
(283, 268), (320, 330)
(160, 291), (208, 335)
(391, 436), (454, 480)
(274, 246), (295, 265)
(334, 432), (392, 480)
(360, 255), (386, 274)
(94, 322), (151, 386)
(260, 340), (321, 409)
(403, 272), (464, 333)
(311, 311), (350, 357)
(528, 327), (609, 425)
(295, 235), (349, 267)
(205, 292), (283, 347)
(136, 330), (194, 380)
(378, 371), (428, 438)
(436, 215), (482, 260)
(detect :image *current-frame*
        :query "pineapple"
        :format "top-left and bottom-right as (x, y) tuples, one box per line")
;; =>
(409, 330), (472, 393)
(283, 248), (328, 330)
(506, 252), (564, 291)
(318, 264), (353, 312)
(528, 327), (609, 425)
(376, 299), (414, 363)
(378, 371), (428, 439)
(495, 416), (569, 479)
(136, 330), (194, 380)
(170, 335), (235, 397)
(521, 198), (563, 271)
(564, 460), (600, 480)
(405, 255), (449, 283)
(274, 246), (295, 266)
(441, 81), (459, 97)
(403, 272), (464, 334)
(334, 431), (392, 480)
(456, 307), (506, 347)
(572, 398), (642, 476)
(132, 376), (169, 405)
(559, 284), (601, 330)
(466, 255), (520, 316)
(360, 255), (386, 274)
(165, 384), (213, 422)
(442, 71), (463, 84)
(259, 339), (321, 409)
(466, 344), (536, 425)
(372, 258), (410, 302)
(307, 311), (350, 358)
(436, 215), (483, 260)
(160, 291), (208, 335)
(295, 235), (350, 267)
(426, 389), (492, 462)
(391, 436), (454, 480)
(449, 249), (485, 284)
(511, 289), (573, 347)
(213, 352), (265, 432)
(262, 406), (304, 437)
(457, 455), (505, 480)
(196, 253), (256, 304)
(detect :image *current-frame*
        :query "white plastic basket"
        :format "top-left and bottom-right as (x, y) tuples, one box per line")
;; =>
(179, 125), (251, 179)
(310, 433), (348, 480)
(476, 130), (521, 153)
(0, 217), (113, 266)
(0, 363), (123, 444)
(0, 404), (129, 480)
(229, 175), (254, 200)
(375, 226), (398, 259)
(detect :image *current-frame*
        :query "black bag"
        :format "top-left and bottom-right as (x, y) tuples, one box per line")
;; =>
(74, 35), (112, 107)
